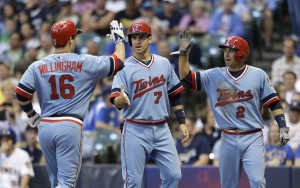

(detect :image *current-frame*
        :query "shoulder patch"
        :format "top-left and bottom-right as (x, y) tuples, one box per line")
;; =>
(266, 76), (273, 87)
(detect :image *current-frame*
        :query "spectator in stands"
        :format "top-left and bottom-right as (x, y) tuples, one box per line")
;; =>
(2, 2), (18, 23)
(86, 40), (101, 56)
(0, 128), (35, 187)
(84, 85), (121, 133)
(288, 0), (300, 56)
(0, 79), (25, 142)
(22, 125), (43, 164)
(176, 117), (210, 166)
(283, 71), (297, 104)
(24, 0), (47, 31)
(197, 110), (221, 149)
(265, 123), (294, 166)
(2, 32), (25, 75)
(20, 22), (38, 50)
(209, 0), (246, 38)
(135, 1), (165, 45)
(37, 32), (54, 60)
(274, 82), (288, 110)
(295, 144), (300, 166)
(177, 0), (210, 37)
(114, 0), (141, 33)
(156, 0), (182, 37)
(271, 37), (300, 85)
(0, 19), (17, 54)
(44, 0), (61, 23)
(286, 98), (300, 152)
(81, 0), (114, 37)
(72, 0), (96, 15)
(57, 0), (80, 26)
(157, 39), (179, 75)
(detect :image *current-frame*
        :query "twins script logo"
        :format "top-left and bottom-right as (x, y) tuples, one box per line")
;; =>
(215, 88), (253, 107)
(132, 75), (166, 100)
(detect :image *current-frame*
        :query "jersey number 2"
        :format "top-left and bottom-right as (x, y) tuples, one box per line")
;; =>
(236, 106), (245, 118)
(49, 74), (75, 100)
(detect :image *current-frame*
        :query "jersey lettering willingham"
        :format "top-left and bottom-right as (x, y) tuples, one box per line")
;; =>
(196, 65), (277, 130)
(18, 53), (111, 119)
(112, 54), (183, 120)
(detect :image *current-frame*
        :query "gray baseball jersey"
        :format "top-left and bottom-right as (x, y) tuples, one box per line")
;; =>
(15, 52), (122, 187)
(111, 54), (184, 188)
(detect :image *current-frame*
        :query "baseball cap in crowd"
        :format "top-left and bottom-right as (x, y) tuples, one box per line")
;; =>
(141, 1), (153, 10)
(0, 128), (17, 144)
(163, 0), (177, 4)
(289, 100), (300, 110)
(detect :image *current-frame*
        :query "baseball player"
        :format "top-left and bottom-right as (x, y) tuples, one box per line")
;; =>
(15, 20), (125, 188)
(176, 31), (290, 188)
(110, 21), (189, 188)
(0, 128), (34, 188)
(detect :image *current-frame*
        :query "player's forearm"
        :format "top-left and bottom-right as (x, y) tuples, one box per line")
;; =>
(178, 54), (190, 80)
(17, 100), (35, 117)
(114, 42), (125, 62)
(20, 175), (30, 188)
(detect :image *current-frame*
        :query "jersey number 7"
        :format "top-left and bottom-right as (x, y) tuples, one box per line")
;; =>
(49, 74), (75, 100)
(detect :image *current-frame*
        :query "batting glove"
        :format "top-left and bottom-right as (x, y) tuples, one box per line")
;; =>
(106, 20), (124, 44)
(279, 127), (289, 146)
(170, 29), (193, 55)
(29, 113), (41, 128)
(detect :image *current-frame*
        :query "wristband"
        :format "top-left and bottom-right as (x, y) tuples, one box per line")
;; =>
(274, 114), (286, 128)
(27, 110), (37, 118)
(19, 102), (33, 113)
(179, 50), (188, 56)
(175, 109), (186, 124)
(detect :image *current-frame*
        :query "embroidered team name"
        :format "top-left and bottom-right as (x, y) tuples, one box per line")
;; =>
(215, 88), (253, 107)
(132, 75), (166, 100)
(38, 61), (83, 75)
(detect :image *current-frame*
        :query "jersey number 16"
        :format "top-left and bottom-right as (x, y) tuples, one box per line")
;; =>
(48, 74), (75, 100)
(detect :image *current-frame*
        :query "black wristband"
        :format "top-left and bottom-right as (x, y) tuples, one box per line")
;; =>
(27, 110), (36, 118)
(179, 50), (188, 56)
(175, 109), (186, 124)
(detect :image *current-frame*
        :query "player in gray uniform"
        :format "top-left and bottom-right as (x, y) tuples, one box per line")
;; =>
(15, 20), (125, 188)
(176, 32), (290, 188)
(110, 21), (189, 188)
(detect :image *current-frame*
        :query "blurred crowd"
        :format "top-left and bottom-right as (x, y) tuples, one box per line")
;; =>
(1, 0), (300, 169)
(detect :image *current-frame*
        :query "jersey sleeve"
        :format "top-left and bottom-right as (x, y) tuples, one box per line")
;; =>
(167, 63), (184, 97)
(110, 70), (128, 102)
(15, 64), (36, 100)
(190, 70), (202, 91)
(20, 151), (35, 177)
(260, 71), (280, 108)
(85, 54), (123, 79)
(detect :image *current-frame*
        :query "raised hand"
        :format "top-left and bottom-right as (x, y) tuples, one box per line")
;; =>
(171, 29), (192, 55)
(106, 20), (125, 44)
(120, 83), (130, 106)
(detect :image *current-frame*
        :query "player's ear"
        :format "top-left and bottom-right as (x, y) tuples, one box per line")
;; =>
(148, 36), (152, 44)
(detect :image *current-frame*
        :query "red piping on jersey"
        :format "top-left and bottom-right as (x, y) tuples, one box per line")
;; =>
(41, 118), (83, 126)
(222, 128), (261, 135)
(73, 127), (83, 187)
(131, 55), (154, 68)
(226, 65), (248, 81)
(169, 86), (184, 97)
(191, 71), (196, 91)
(15, 87), (33, 100)
(111, 54), (120, 76)
(263, 96), (280, 108)
(123, 124), (129, 188)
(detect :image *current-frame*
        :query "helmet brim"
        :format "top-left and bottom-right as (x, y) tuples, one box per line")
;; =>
(218, 44), (238, 50)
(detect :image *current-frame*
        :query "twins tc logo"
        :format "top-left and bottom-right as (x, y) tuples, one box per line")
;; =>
(215, 88), (253, 107)
(132, 75), (166, 100)
(133, 24), (141, 33)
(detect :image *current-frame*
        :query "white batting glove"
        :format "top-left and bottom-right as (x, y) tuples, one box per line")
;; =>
(106, 20), (124, 44)
(279, 127), (289, 146)
(29, 113), (41, 128)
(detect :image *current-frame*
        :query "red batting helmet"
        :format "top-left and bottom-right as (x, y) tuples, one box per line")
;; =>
(128, 21), (151, 46)
(50, 20), (82, 47)
(218, 36), (249, 63)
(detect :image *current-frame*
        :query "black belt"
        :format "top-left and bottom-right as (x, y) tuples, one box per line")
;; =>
(49, 114), (83, 121)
